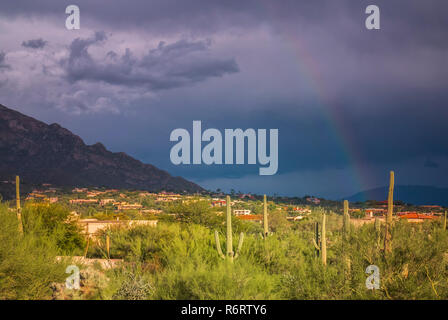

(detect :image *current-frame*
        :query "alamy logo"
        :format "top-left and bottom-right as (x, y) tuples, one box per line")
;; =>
(170, 121), (278, 175)
(65, 5), (80, 30)
(65, 265), (80, 290)
(365, 265), (380, 290)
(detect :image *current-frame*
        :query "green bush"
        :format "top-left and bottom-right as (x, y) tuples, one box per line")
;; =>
(0, 203), (68, 299)
(22, 203), (85, 254)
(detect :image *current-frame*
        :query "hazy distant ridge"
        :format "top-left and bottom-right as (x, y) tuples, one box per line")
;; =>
(346, 185), (448, 206)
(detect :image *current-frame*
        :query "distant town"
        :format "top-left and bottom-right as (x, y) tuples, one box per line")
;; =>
(4, 180), (444, 237)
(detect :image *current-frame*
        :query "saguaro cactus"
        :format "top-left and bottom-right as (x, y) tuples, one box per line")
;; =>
(313, 221), (320, 257)
(384, 171), (394, 253)
(262, 194), (269, 238)
(16, 176), (23, 233)
(343, 200), (350, 239)
(342, 201), (351, 277)
(215, 195), (244, 262)
(106, 233), (110, 259)
(443, 211), (447, 231)
(312, 213), (327, 266)
(321, 213), (327, 266)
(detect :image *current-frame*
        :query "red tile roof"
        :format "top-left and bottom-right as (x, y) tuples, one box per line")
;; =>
(399, 213), (436, 220)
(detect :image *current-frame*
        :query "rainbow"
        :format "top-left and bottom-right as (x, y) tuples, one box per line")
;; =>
(283, 32), (373, 196)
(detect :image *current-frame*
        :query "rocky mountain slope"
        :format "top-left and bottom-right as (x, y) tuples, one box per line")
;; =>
(0, 104), (203, 194)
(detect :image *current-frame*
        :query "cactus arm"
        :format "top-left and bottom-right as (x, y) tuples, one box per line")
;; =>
(234, 232), (245, 259)
(106, 234), (110, 259)
(387, 171), (394, 224)
(215, 230), (225, 259)
(16, 175), (20, 211)
(343, 200), (350, 237)
(16, 176), (23, 234)
(321, 213), (327, 266)
(226, 195), (233, 258)
(384, 171), (394, 253)
(312, 238), (320, 251)
(263, 194), (269, 238)
(443, 211), (447, 231)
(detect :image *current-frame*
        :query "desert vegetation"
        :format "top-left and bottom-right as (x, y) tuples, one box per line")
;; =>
(1, 173), (448, 300)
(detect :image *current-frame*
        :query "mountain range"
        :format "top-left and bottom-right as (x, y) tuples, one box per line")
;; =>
(346, 185), (448, 207)
(0, 104), (203, 197)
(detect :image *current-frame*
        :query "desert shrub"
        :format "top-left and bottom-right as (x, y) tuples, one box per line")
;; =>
(22, 202), (85, 254)
(98, 223), (279, 299)
(111, 270), (153, 300)
(151, 226), (278, 299)
(152, 258), (278, 299)
(374, 221), (448, 299)
(268, 210), (290, 233)
(0, 203), (67, 299)
(91, 223), (184, 262)
(167, 200), (221, 228)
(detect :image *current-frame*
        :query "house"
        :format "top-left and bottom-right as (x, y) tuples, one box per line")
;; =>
(233, 209), (251, 215)
(211, 200), (227, 207)
(26, 192), (46, 200)
(398, 213), (438, 223)
(48, 197), (58, 203)
(116, 203), (143, 210)
(287, 216), (304, 221)
(365, 208), (387, 216)
(139, 192), (154, 197)
(87, 191), (106, 198)
(292, 207), (311, 214)
(69, 199), (98, 204)
(78, 219), (158, 236)
(351, 216), (385, 227)
(141, 209), (162, 214)
(156, 195), (181, 202)
(99, 198), (115, 206)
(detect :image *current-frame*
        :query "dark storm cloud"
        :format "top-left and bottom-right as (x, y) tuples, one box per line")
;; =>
(0, 0), (448, 196)
(62, 33), (239, 89)
(22, 38), (47, 49)
(1, 0), (447, 38)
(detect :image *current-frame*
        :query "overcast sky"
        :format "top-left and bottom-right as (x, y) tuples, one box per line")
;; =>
(0, 0), (447, 199)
